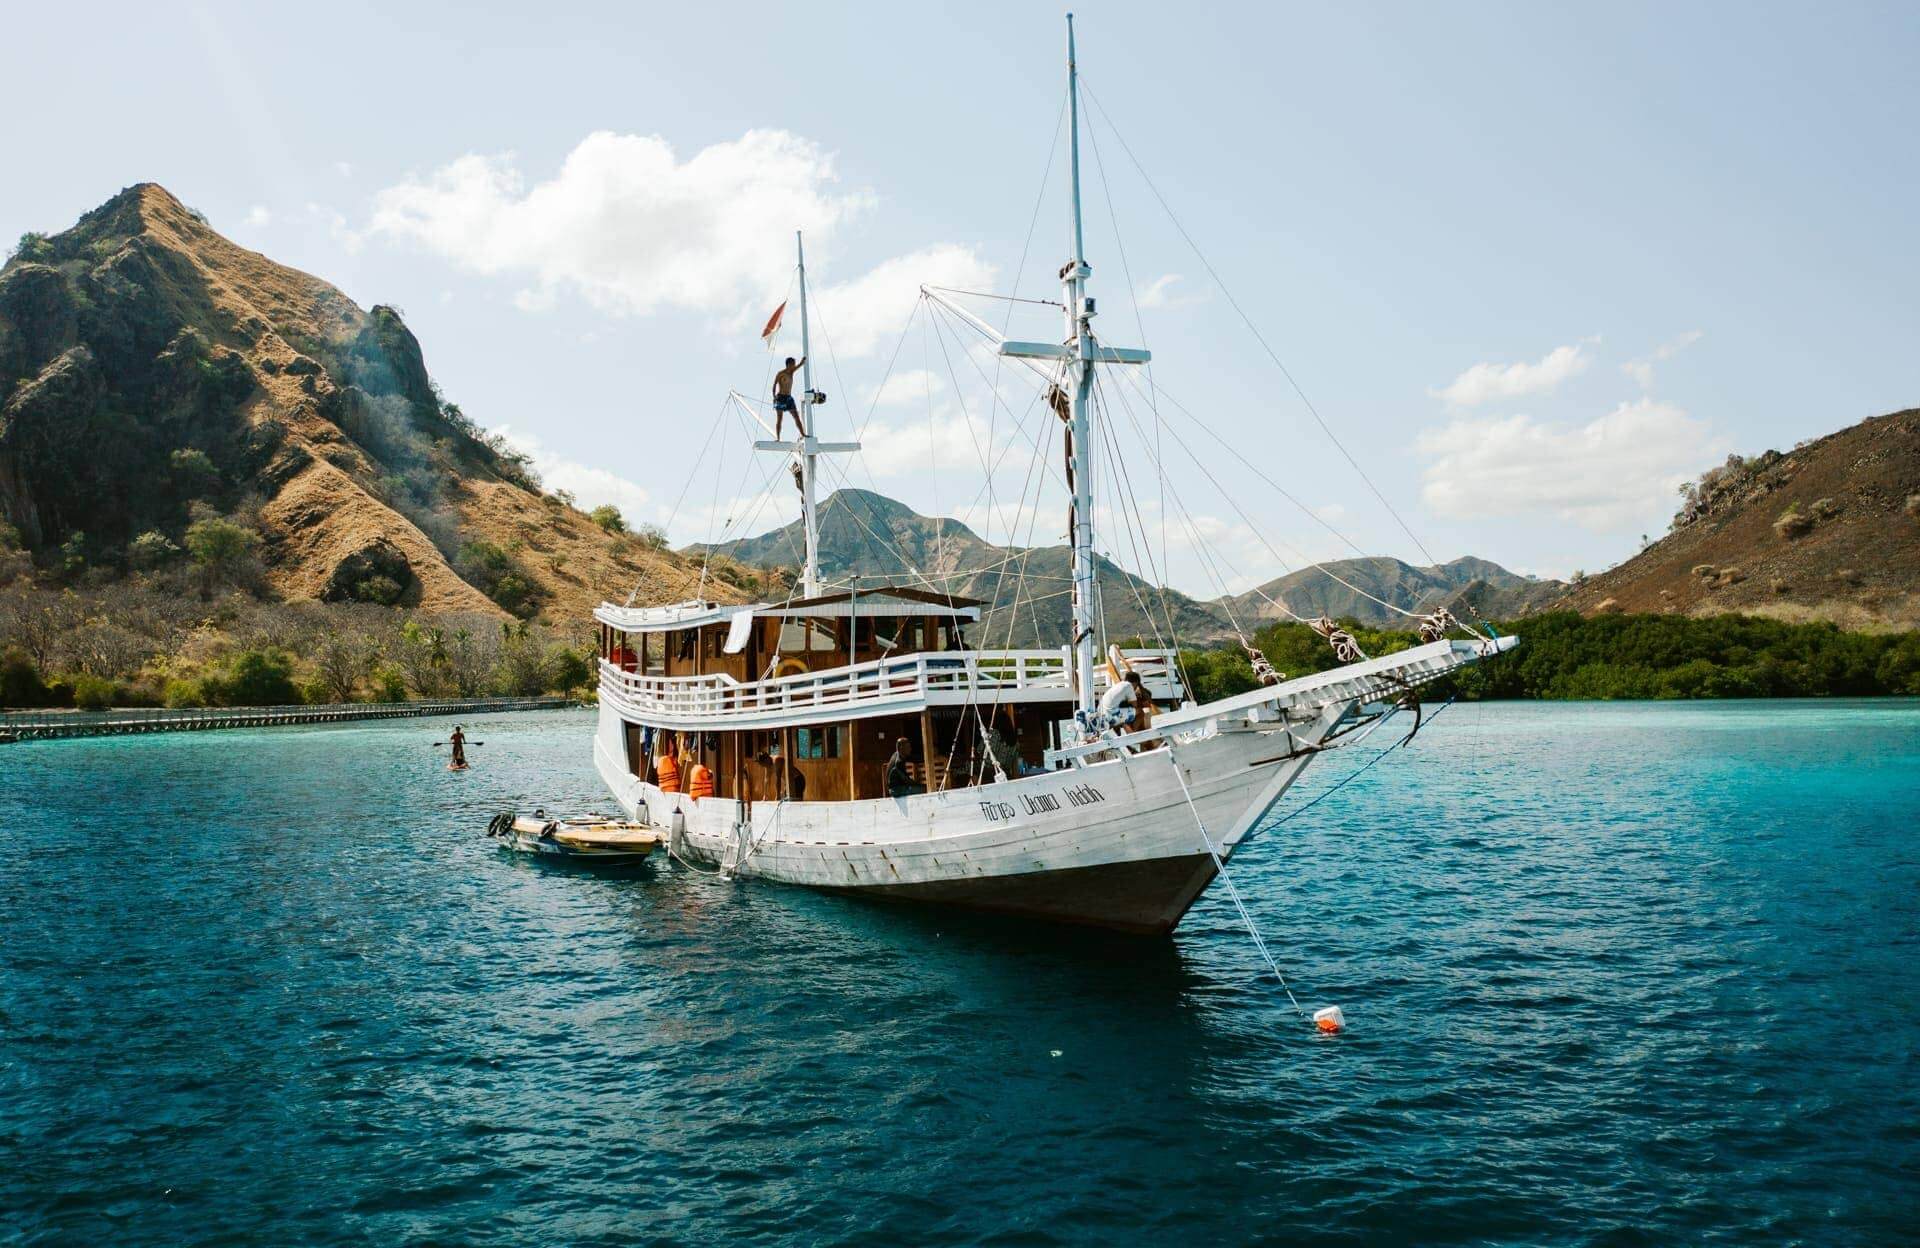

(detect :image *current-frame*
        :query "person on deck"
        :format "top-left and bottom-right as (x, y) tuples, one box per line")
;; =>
(1098, 670), (1142, 732)
(886, 736), (923, 798)
(448, 726), (468, 769)
(773, 356), (807, 439)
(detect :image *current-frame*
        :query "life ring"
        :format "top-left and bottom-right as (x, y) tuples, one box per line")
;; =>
(774, 658), (809, 679)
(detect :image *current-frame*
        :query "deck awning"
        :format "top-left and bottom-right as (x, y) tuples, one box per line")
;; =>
(596, 586), (981, 633)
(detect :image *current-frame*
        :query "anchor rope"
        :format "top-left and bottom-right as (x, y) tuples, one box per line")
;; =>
(1163, 749), (1307, 1022)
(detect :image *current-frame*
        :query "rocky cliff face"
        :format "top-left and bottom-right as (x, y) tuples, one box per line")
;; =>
(0, 184), (719, 621)
(1554, 408), (1920, 628)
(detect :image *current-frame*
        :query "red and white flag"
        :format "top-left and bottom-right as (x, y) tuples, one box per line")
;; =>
(759, 300), (786, 344)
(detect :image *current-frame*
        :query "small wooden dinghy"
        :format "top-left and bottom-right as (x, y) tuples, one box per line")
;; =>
(486, 811), (661, 864)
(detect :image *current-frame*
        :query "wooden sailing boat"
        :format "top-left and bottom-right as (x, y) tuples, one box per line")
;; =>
(590, 17), (1516, 933)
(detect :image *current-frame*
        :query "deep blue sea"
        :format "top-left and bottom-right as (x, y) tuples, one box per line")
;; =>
(2, 701), (1916, 1245)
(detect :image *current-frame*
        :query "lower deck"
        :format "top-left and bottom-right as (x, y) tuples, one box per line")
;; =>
(616, 703), (1062, 803)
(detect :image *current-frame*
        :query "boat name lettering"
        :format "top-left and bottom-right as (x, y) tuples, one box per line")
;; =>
(978, 783), (1106, 822)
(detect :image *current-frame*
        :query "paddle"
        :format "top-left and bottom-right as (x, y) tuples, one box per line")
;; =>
(432, 741), (485, 747)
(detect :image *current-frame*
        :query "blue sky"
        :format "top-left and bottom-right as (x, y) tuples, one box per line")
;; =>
(5, 1), (1916, 593)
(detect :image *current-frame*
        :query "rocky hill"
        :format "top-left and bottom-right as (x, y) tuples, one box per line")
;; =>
(0, 184), (722, 623)
(692, 487), (1551, 645)
(1224, 555), (1563, 628)
(1555, 408), (1920, 628)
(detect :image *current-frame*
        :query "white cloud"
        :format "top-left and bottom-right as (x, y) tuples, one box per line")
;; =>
(368, 129), (877, 320)
(1622, 329), (1704, 389)
(301, 201), (361, 253)
(1431, 342), (1591, 408)
(857, 408), (994, 478)
(333, 161), (354, 179)
(369, 129), (992, 358)
(1133, 273), (1202, 310)
(860, 369), (944, 409)
(494, 425), (651, 522)
(811, 244), (996, 358)
(243, 205), (271, 228)
(1418, 397), (1723, 533)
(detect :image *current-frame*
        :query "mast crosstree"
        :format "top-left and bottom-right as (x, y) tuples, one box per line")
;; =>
(755, 231), (859, 597)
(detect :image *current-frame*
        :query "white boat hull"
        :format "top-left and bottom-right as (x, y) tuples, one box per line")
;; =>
(593, 700), (1338, 933)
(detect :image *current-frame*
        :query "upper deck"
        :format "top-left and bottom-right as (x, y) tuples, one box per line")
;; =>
(597, 646), (1183, 732)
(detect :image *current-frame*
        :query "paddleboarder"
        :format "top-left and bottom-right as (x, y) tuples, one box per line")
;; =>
(449, 726), (468, 770)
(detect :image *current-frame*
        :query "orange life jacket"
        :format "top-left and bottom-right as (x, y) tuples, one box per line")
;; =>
(655, 752), (681, 793)
(688, 763), (715, 800)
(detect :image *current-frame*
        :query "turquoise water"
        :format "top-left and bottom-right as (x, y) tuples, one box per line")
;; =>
(2, 701), (1916, 1245)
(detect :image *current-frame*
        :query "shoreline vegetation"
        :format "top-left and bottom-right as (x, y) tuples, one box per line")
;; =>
(1177, 611), (1920, 704)
(1, 522), (593, 711)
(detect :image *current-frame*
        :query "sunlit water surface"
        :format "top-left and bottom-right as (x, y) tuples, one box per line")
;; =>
(2, 701), (1916, 1244)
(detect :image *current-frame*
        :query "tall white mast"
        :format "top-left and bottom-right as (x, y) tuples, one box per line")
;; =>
(797, 231), (821, 596)
(990, 16), (1149, 713)
(1063, 12), (1098, 714)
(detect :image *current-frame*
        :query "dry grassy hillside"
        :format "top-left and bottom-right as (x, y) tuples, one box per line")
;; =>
(0, 184), (729, 624)
(1556, 408), (1920, 628)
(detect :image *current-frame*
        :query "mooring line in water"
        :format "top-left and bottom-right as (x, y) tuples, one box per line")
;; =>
(1163, 749), (1309, 1023)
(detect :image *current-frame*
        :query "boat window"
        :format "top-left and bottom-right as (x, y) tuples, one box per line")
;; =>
(808, 620), (840, 652)
(795, 726), (841, 759)
(779, 620), (808, 653)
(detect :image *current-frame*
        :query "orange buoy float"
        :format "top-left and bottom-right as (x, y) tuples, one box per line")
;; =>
(1313, 1006), (1345, 1034)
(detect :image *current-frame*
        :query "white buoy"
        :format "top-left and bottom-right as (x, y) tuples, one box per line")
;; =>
(1313, 1005), (1346, 1034)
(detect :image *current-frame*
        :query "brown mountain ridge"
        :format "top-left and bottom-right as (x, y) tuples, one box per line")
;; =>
(0, 184), (723, 622)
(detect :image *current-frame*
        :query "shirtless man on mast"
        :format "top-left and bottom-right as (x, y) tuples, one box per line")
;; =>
(772, 356), (807, 439)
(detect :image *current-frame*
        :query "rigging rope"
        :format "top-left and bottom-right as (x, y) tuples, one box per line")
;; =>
(1163, 749), (1307, 1022)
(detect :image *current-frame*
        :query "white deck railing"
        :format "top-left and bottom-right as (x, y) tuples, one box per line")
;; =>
(599, 647), (1183, 730)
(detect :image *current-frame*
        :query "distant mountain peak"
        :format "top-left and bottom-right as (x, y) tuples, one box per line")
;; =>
(691, 486), (1558, 644)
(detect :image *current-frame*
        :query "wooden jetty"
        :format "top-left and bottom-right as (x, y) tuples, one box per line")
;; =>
(0, 696), (574, 742)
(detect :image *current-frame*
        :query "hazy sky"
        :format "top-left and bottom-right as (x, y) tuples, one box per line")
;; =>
(5, 1), (1916, 593)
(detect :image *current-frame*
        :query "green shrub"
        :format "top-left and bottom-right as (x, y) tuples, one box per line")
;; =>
(163, 677), (209, 708)
(1, 648), (57, 708)
(489, 573), (538, 618)
(72, 674), (117, 710)
(9, 231), (53, 262)
(372, 664), (408, 703)
(589, 504), (626, 533)
(202, 648), (300, 706)
(127, 530), (181, 571)
(352, 575), (404, 605)
(546, 644), (591, 691)
(457, 539), (541, 617)
(169, 448), (220, 499)
(185, 516), (259, 572)
(59, 531), (88, 578)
